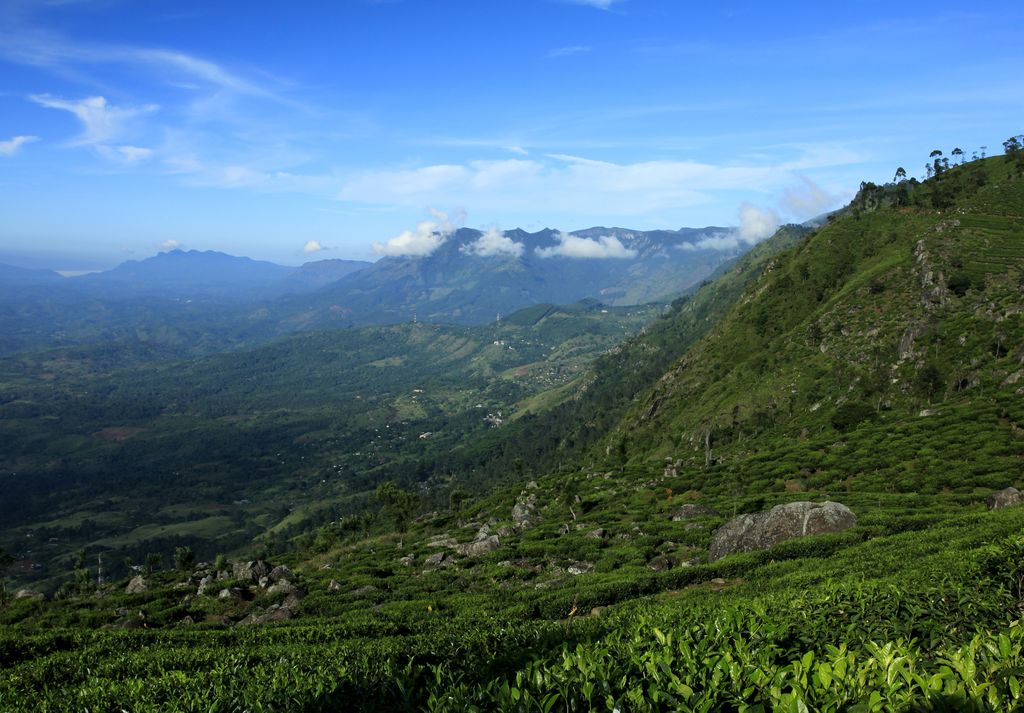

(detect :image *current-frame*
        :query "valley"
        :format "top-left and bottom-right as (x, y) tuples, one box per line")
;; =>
(1, 151), (1023, 710)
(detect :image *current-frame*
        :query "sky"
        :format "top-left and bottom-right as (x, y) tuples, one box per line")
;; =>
(0, 0), (1022, 270)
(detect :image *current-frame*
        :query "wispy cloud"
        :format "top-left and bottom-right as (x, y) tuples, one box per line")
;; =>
(549, 45), (592, 58)
(563, 0), (621, 9)
(536, 232), (636, 259)
(29, 94), (157, 146)
(461, 226), (524, 258)
(781, 174), (840, 218)
(0, 135), (38, 156)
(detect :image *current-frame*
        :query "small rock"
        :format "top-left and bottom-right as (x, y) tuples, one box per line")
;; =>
(647, 555), (679, 572)
(566, 561), (594, 576)
(218, 587), (246, 600)
(398, 554), (415, 566)
(266, 580), (299, 596)
(497, 526), (516, 538)
(125, 576), (148, 594)
(558, 524), (570, 535)
(349, 585), (378, 597)
(586, 528), (606, 539)
(327, 579), (342, 592)
(268, 565), (293, 582)
(671, 504), (720, 521)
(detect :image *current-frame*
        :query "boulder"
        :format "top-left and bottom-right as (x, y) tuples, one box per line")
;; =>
(218, 587), (247, 601)
(239, 605), (294, 626)
(586, 528), (606, 539)
(566, 561), (594, 576)
(197, 575), (216, 596)
(512, 496), (537, 529)
(398, 554), (416, 566)
(266, 580), (300, 597)
(708, 501), (857, 562)
(987, 487), (1024, 510)
(268, 565), (293, 583)
(125, 576), (148, 594)
(455, 535), (500, 557)
(14, 589), (45, 601)
(671, 504), (720, 521)
(647, 555), (679, 572)
(423, 552), (455, 570)
(233, 560), (272, 583)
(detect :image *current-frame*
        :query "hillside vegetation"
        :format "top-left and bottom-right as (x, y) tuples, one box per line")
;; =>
(2, 150), (1024, 711)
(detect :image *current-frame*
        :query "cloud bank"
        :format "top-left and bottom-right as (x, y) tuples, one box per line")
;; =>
(738, 203), (780, 243)
(536, 232), (637, 259)
(373, 209), (461, 257)
(461, 227), (524, 258)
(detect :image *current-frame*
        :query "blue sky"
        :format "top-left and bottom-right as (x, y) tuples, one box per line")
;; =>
(1, 0), (1022, 269)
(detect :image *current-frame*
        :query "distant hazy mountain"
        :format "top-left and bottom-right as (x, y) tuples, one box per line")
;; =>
(78, 250), (294, 297)
(288, 226), (746, 327)
(0, 262), (63, 286)
(273, 258), (372, 294)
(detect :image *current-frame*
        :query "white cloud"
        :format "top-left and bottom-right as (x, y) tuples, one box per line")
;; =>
(781, 175), (839, 218)
(461, 227), (524, 258)
(29, 94), (157, 146)
(95, 144), (153, 164)
(373, 209), (459, 257)
(303, 239), (324, 255)
(549, 45), (592, 58)
(0, 135), (38, 156)
(505, 145), (528, 155)
(738, 203), (779, 243)
(159, 239), (181, 250)
(536, 232), (637, 259)
(679, 232), (742, 252)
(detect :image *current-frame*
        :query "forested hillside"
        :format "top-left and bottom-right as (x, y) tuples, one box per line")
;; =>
(2, 150), (1024, 711)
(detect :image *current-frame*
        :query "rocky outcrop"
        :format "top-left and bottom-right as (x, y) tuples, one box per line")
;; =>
(670, 504), (720, 521)
(454, 524), (501, 557)
(708, 501), (857, 562)
(233, 560), (272, 583)
(512, 495), (537, 529)
(423, 552), (456, 570)
(987, 487), (1024, 510)
(125, 576), (148, 594)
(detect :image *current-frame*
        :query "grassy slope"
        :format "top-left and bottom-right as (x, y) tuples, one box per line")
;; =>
(1, 156), (1023, 710)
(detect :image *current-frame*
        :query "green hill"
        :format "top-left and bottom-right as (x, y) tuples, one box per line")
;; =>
(2, 151), (1024, 711)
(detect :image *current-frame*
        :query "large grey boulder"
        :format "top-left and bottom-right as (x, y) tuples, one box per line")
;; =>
(708, 501), (857, 562)
(987, 487), (1024, 510)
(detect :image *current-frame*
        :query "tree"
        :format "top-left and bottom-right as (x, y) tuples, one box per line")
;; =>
(375, 481), (417, 532)
(173, 546), (195, 571)
(448, 487), (470, 513)
(0, 547), (14, 605)
(894, 166), (907, 182)
(143, 552), (163, 575)
(952, 147), (964, 164)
